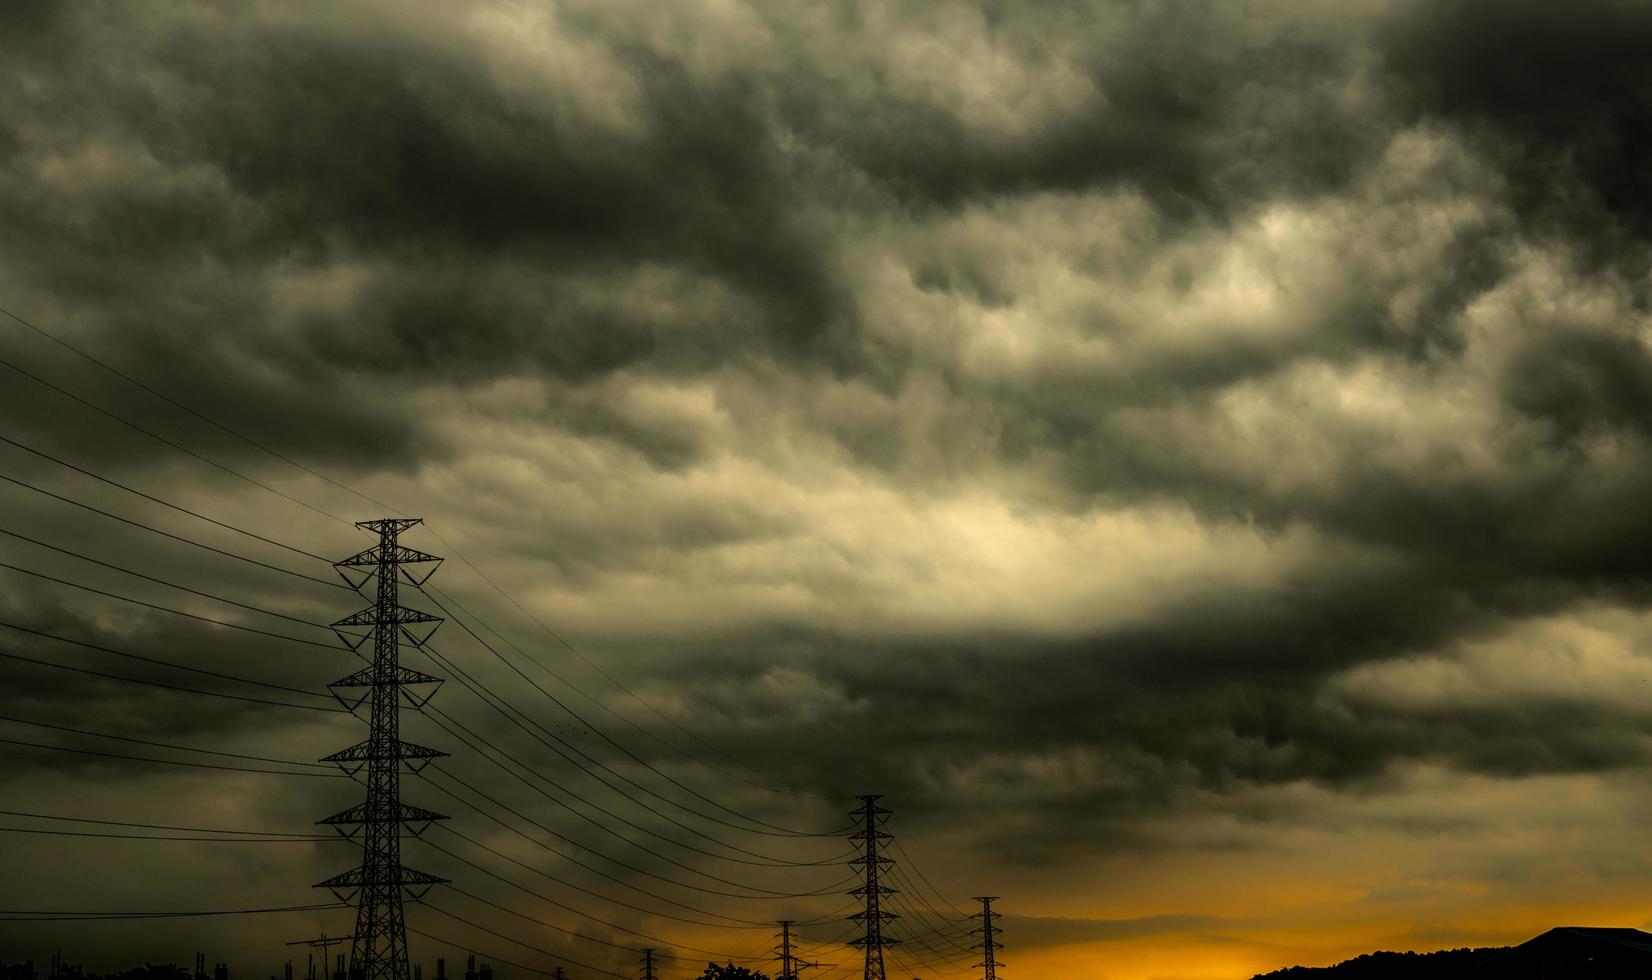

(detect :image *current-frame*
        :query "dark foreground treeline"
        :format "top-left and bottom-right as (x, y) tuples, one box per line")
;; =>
(2, 966), (769, 980)
(2, 964), (193, 980)
(1253, 947), (1512, 978)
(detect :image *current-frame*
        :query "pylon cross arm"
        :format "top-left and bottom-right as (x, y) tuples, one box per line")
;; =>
(336, 541), (441, 570)
(319, 802), (448, 827)
(323, 739), (447, 763)
(332, 605), (442, 628)
(316, 866), (448, 894)
(329, 665), (444, 689)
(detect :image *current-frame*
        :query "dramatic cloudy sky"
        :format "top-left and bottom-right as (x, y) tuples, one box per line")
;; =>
(5, 2), (1652, 978)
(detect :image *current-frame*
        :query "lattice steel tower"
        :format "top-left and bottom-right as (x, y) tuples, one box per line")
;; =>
(318, 518), (448, 980)
(973, 897), (1002, 980)
(848, 795), (898, 980)
(776, 919), (818, 980)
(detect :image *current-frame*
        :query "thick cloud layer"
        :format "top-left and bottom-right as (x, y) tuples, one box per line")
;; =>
(5, 2), (1652, 978)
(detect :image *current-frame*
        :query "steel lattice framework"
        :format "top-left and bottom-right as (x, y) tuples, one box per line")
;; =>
(776, 919), (817, 980)
(974, 897), (1002, 980)
(848, 795), (898, 980)
(317, 518), (448, 980)
(777, 919), (798, 980)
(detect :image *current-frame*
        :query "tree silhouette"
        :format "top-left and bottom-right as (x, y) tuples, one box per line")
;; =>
(696, 964), (769, 980)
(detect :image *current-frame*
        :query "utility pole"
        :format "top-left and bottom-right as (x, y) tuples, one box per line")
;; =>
(317, 518), (449, 980)
(973, 897), (1001, 980)
(639, 949), (656, 980)
(848, 795), (898, 980)
(551, 971), (565, 980)
(286, 935), (355, 973)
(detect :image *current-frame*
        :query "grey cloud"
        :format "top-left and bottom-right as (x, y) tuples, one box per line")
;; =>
(1381, 0), (1652, 258)
(12, 0), (1652, 971)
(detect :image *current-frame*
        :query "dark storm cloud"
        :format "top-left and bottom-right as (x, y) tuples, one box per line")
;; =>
(12, 2), (1652, 969)
(1381, 0), (1652, 259)
(2, 3), (856, 376)
(792, 1), (1383, 217)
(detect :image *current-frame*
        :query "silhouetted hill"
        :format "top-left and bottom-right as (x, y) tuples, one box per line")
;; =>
(1251, 946), (1510, 978)
(1256, 926), (1652, 977)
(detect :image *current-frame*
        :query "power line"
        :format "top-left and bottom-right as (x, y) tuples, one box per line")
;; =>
(0, 634), (341, 714)
(0, 826), (335, 843)
(16, 611), (826, 932)
(0, 351), (350, 525)
(423, 585), (843, 839)
(0, 304), (823, 806)
(0, 433), (330, 561)
(3, 527), (852, 906)
(0, 733), (343, 780)
(6, 396), (839, 872)
(890, 840), (971, 918)
(0, 468), (343, 588)
(0, 902), (347, 922)
(413, 635), (848, 866)
(3, 465), (843, 873)
(0, 307), (931, 945)
(3, 521), (848, 918)
(11, 510), (844, 879)
(430, 826), (771, 931)
(441, 883), (766, 964)
(0, 304), (383, 513)
(417, 904), (632, 980)
(0, 713), (336, 770)
(884, 871), (974, 955)
(422, 765), (852, 901)
(426, 562), (826, 803)
(0, 736), (344, 778)
(5, 449), (840, 871)
(0, 524), (331, 630)
(430, 824), (774, 930)
(0, 559), (340, 651)
(0, 618), (335, 700)
(422, 832), (769, 938)
(334, 628), (857, 906)
(403, 927), (564, 980)
(0, 807), (332, 837)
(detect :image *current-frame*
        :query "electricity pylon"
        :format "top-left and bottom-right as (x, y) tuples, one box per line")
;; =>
(639, 949), (656, 980)
(973, 897), (1001, 980)
(317, 518), (448, 980)
(848, 795), (898, 980)
(776, 920), (819, 980)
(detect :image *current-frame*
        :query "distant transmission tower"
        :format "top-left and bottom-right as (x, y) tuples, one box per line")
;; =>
(639, 949), (656, 980)
(776, 919), (818, 980)
(973, 897), (1001, 980)
(318, 518), (448, 980)
(848, 795), (898, 980)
